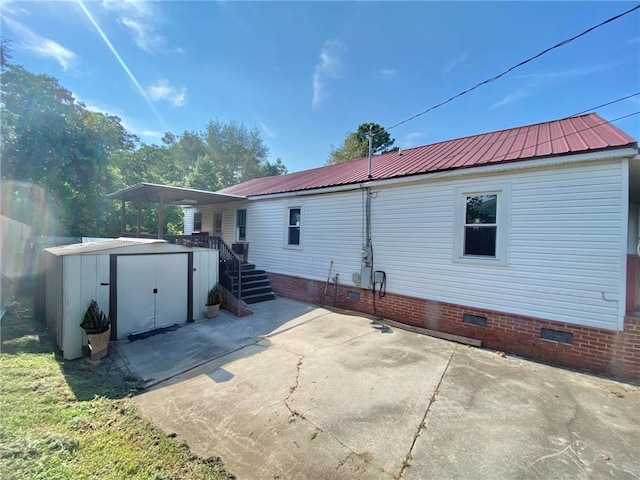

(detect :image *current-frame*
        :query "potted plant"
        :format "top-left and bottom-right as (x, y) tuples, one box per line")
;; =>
(205, 283), (224, 318)
(80, 300), (111, 361)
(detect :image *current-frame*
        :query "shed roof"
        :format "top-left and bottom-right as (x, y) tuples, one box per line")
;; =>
(219, 113), (637, 197)
(45, 238), (166, 256)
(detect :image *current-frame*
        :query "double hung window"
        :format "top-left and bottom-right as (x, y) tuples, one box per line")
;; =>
(287, 207), (301, 246)
(236, 209), (246, 242)
(453, 185), (510, 265)
(213, 212), (223, 236)
(193, 212), (203, 232)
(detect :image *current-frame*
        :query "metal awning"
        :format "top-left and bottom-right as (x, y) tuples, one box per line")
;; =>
(107, 182), (246, 205)
(107, 183), (246, 238)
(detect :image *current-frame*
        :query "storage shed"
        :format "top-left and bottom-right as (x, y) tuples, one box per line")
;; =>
(44, 238), (218, 360)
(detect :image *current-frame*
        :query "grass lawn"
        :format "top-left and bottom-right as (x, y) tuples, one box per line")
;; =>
(0, 297), (235, 480)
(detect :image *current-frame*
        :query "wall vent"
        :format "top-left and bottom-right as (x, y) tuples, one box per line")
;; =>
(540, 328), (573, 344)
(346, 291), (360, 300)
(462, 313), (487, 327)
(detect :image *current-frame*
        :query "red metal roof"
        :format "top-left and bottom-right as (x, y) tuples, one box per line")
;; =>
(219, 113), (637, 197)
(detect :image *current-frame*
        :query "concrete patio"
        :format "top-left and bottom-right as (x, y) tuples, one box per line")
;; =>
(117, 298), (640, 480)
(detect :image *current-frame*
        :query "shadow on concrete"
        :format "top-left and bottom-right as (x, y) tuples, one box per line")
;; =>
(114, 297), (324, 387)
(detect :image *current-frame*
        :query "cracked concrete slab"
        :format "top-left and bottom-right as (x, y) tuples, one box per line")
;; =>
(404, 346), (640, 480)
(127, 298), (640, 480)
(133, 307), (456, 479)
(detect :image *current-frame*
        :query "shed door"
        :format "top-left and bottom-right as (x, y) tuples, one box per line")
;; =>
(154, 254), (188, 328)
(116, 254), (188, 339)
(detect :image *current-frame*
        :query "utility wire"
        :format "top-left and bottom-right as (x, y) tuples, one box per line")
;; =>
(380, 93), (640, 164)
(571, 92), (640, 116)
(373, 4), (640, 136)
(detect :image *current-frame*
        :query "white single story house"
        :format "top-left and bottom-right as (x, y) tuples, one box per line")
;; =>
(181, 113), (639, 380)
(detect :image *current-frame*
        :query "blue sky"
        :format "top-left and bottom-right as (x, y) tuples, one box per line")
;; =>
(2, 1), (639, 172)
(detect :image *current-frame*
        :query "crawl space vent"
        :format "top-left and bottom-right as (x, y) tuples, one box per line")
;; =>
(462, 313), (487, 327)
(540, 328), (573, 344)
(346, 291), (361, 300)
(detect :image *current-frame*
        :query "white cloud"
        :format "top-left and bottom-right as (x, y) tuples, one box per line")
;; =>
(147, 79), (187, 106)
(516, 63), (620, 83)
(628, 96), (640, 107)
(402, 132), (424, 147)
(32, 39), (76, 70)
(101, 0), (165, 53)
(312, 39), (346, 108)
(76, 97), (160, 141)
(377, 68), (397, 78)
(258, 121), (276, 139)
(490, 63), (621, 111)
(120, 17), (163, 53)
(2, 16), (76, 70)
(0, 0), (24, 16)
(442, 52), (469, 75)
(489, 89), (530, 110)
(81, 101), (107, 114)
(141, 129), (163, 138)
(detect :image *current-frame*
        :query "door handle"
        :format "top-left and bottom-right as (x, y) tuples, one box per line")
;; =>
(153, 288), (158, 294)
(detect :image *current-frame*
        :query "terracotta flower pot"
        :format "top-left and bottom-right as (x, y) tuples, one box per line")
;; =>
(206, 303), (220, 318)
(86, 326), (111, 361)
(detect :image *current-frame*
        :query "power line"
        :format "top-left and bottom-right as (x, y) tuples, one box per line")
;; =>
(382, 93), (640, 164)
(376, 4), (640, 135)
(571, 92), (640, 116)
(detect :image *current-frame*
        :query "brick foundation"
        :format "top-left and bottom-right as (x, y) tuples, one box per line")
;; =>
(267, 272), (640, 382)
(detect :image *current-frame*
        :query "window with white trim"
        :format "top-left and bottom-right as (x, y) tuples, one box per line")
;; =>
(454, 185), (510, 264)
(287, 207), (301, 246)
(193, 211), (203, 232)
(464, 194), (497, 256)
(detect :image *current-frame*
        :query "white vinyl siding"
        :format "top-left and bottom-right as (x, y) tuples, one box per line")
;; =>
(240, 159), (625, 331)
(246, 191), (364, 281)
(193, 204), (246, 243)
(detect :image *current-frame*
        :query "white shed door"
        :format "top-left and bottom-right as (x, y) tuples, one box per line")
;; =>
(116, 254), (188, 339)
(154, 254), (188, 328)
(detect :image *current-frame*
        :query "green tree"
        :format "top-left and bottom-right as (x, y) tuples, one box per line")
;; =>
(327, 122), (396, 165)
(1, 60), (288, 237)
(1, 65), (136, 236)
(0, 38), (11, 71)
(261, 157), (288, 177)
(186, 154), (223, 191)
(202, 119), (269, 187)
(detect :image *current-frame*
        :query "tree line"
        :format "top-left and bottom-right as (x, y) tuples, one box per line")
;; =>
(1, 39), (395, 238)
(0, 49), (286, 237)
